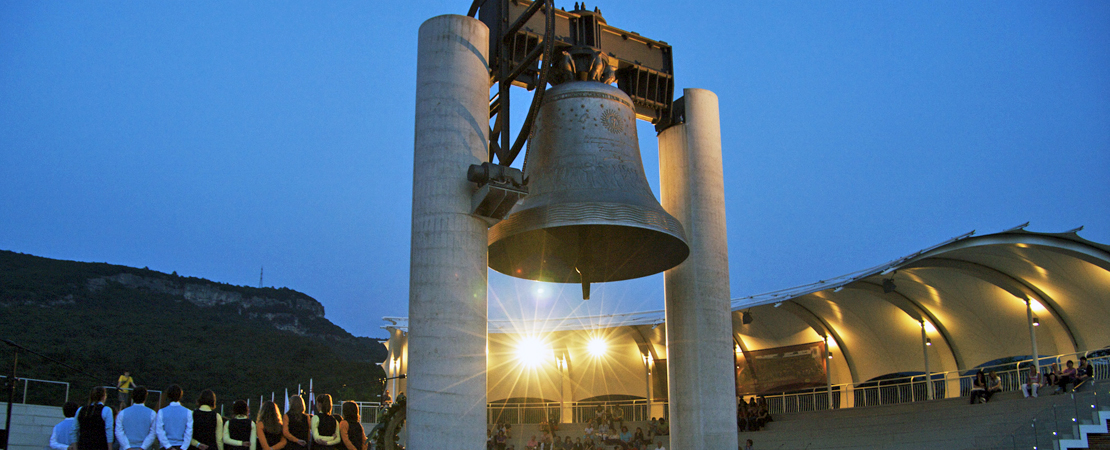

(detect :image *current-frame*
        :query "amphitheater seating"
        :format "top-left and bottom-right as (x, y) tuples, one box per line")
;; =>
(742, 383), (1107, 450)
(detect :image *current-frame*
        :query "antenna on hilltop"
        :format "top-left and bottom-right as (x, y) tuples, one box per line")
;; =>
(259, 266), (264, 288)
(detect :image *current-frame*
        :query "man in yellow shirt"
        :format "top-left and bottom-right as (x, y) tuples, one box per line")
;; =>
(117, 371), (134, 408)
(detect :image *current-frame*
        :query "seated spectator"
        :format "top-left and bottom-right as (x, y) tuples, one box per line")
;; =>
(1021, 366), (1042, 398)
(618, 427), (631, 444)
(631, 428), (645, 449)
(527, 435), (538, 450)
(1077, 357), (1094, 385)
(597, 422), (609, 441)
(583, 420), (594, 440)
(756, 402), (771, 428)
(496, 430), (507, 450)
(1054, 360), (1078, 394)
(646, 418), (658, 439)
(969, 371), (987, 404)
(982, 370), (1003, 403)
(757, 397), (772, 423)
(736, 404), (748, 431)
(583, 437), (596, 450)
(657, 418), (668, 435)
(573, 437), (583, 450)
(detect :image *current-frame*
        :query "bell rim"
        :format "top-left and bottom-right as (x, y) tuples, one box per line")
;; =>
(488, 201), (687, 246)
(487, 222), (691, 283)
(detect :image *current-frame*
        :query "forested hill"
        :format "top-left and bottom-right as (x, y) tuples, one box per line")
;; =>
(0, 250), (387, 407)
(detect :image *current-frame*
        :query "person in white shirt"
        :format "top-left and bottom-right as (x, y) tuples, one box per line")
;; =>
(116, 387), (157, 450)
(49, 402), (80, 450)
(156, 385), (193, 450)
(1021, 366), (1042, 398)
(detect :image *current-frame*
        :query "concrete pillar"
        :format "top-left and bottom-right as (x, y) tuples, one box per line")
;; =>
(408, 14), (490, 450)
(657, 89), (738, 450)
(921, 322), (933, 400)
(1027, 300), (1040, 374)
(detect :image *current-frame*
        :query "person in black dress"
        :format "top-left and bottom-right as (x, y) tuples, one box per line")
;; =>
(310, 394), (341, 450)
(76, 387), (113, 450)
(190, 390), (223, 450)
(223, 400), (255, 450)
(256, 401), (287, 450)
(338, 401), (366, 450)
(282, 396), (310, 450)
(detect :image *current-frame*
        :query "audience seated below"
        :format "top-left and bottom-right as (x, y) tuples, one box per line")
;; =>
(737, 396), (772, 432)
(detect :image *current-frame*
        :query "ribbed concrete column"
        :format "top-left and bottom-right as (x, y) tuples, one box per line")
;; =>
(658, 89), (738, 450)
(408, 15), (490, 449)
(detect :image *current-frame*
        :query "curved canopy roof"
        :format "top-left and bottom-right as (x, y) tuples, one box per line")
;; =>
(383, 226), (1110, 397)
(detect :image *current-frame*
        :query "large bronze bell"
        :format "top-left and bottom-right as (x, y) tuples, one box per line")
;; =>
(487, 81), (690, 299)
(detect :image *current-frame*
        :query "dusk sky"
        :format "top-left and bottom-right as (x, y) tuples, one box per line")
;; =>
(2, 1), (1107, 338)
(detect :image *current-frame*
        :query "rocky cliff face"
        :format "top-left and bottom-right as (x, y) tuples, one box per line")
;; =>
(87, 273), (325, 317)
(85, 272), (341, 340)
(0, 249), (385, 362)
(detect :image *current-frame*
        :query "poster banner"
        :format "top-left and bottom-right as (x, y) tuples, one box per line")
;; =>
(736, 341), (827, 395)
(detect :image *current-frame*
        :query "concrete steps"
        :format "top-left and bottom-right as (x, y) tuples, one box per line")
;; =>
(0, 403), (64, 450)
(738, 390), (1104, 450)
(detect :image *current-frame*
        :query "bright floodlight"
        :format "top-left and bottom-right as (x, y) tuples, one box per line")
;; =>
(516, 336), (547, 367)
(587, 337), (608, 358)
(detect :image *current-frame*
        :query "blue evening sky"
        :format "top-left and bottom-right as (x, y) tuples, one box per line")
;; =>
(2, 1), (1107, 338)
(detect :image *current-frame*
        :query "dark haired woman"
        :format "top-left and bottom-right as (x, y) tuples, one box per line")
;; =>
(191, 390), (224, 450)
(338, 401), (366, 450)
(969, 371), (987, 404)
(310, 394), (341, 450)
(223, 400), (256, 450)
(282, 396), (310, 450)
(75, 386), (114, 450)
(256, 401), (287, 450)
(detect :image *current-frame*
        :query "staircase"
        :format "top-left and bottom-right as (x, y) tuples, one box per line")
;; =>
(732, 382), (1107, 450)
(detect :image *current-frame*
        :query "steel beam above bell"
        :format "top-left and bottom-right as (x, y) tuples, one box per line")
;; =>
(487, 80), (690, 299)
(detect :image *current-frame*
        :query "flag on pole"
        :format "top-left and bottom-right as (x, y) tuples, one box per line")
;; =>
(284, 388), (290, 413)
(309, 378), (316, 414)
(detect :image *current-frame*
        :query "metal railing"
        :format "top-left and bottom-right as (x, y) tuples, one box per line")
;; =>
(484, 399), (668, 425)
(1, 376), (70, 406)
(759, 352), (1109, 415)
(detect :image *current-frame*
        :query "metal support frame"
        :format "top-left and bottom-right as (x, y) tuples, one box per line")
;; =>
(468, 0), (677, 167)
